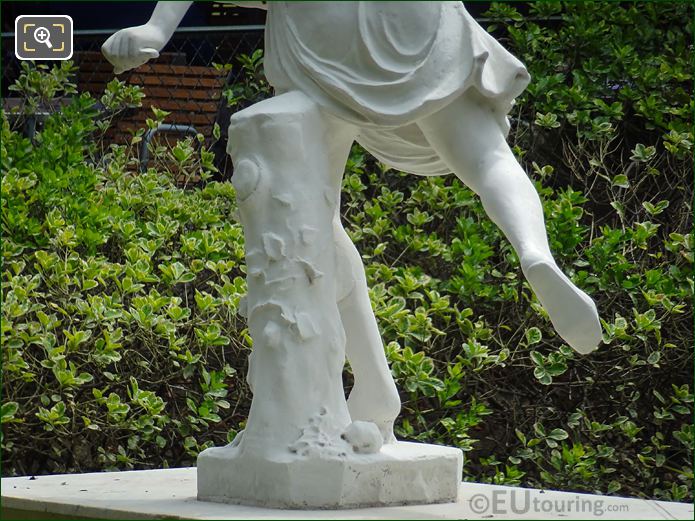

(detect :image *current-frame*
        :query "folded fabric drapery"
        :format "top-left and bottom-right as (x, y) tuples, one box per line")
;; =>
(263, 1), (531, 175)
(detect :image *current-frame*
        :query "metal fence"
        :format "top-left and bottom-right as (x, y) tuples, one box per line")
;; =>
(2, 24), (265, 93)
(2, 25), (266, 178)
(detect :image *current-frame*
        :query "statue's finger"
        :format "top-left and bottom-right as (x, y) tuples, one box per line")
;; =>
(141, 48), (160, 59)
(122, 36), (132, 58)
(118, 35), (129, 60)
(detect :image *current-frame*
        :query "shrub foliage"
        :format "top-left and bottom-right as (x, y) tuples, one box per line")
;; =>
(2, 1), (692, 501)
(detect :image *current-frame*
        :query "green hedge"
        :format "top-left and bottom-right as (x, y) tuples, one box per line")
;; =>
(2, 1), (692, 501)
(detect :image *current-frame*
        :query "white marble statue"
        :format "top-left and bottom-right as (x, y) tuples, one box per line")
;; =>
(103, 1), (602, 508)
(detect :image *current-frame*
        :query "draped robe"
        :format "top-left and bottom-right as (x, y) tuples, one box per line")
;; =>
(251, 1), (531, 175)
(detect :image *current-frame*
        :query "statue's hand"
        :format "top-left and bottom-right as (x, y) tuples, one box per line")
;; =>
(101, 24), (167, 74)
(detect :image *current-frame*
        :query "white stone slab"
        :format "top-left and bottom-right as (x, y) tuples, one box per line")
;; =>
(2, 467), (692, 520)
(197, 441), (462, 508)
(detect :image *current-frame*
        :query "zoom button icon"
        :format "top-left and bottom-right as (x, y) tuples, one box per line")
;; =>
(15, 15), (73, 60)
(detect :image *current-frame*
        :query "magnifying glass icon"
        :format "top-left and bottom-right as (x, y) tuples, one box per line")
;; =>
(33, 26), (53, 49)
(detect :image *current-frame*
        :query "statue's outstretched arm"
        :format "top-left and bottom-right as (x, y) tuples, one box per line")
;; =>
(102, 1), (193, 74)
(147, 1), (194, 41)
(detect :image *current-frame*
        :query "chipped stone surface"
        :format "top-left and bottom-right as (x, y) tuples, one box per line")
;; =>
(288, 408), (349, 458)
(248, 300), (294, 324)
(262, 233), (286, 261)
(272, 192), (295, 208)
(263, 273), (298, 292)
(299, 226), (318, 245)
(296, 257), (324, 284)
(262, 321), (285, 349)
(292, 312), (319, 340)
(245, 249), (266, 277)
(248, 266), (264, 278)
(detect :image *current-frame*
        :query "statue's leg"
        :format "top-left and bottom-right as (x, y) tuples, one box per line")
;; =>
(333, 213), (401, 443)
(227, 91), (358, 458)
(417, 90), (601, 354)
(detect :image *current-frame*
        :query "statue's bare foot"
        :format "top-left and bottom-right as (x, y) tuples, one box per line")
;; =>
(522, 256), (602, 354)
(347, 381), (400, 444)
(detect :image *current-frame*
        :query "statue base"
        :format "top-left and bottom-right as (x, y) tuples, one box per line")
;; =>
(197, 441), (463, 509)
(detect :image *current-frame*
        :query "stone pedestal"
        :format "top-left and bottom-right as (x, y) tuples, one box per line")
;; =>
(197, 441), (463, 509)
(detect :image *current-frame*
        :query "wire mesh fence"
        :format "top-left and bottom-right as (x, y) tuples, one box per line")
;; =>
(2, 25), (267, 179)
